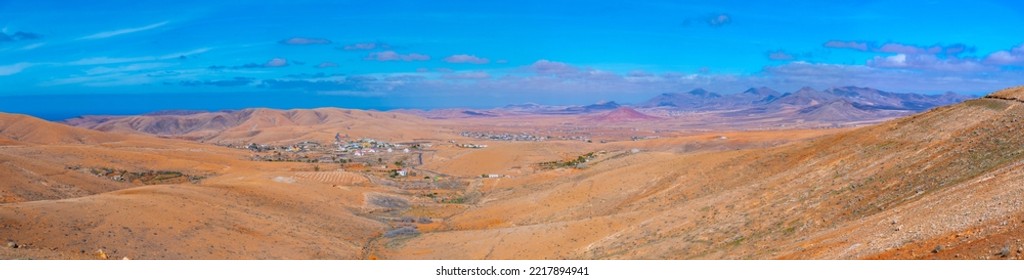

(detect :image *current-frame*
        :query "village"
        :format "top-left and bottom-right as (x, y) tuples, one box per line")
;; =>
(240, 133), (435, 177)
(238, 133), (520, 214)
(459, 130), (595, 143)
(235, 132), (631, 211)
(458, 131), (548, 142)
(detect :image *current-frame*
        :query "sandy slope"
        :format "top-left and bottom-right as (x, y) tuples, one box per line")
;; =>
(68, 108), (447, 145)
(386, 88), (1024, 259)
(2, 87), (1023, 259)
(1, 113), (391, 259)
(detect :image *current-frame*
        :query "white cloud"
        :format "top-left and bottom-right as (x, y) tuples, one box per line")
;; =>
(265, 58), (288, 67)
(442, 71), (491, 80)
(342, 42), (389, 51)
(68, 48), (209, 66)
(279, 37), (332, 45)
(0, 63), (33, 76)
(20, 43), (45, 50)
(869, 54), (908, 67)
(444, 54), (489, 64)
(983, 44), (1024, 66)
(79, 21), (169, 40)
(364, 51), (430, 62)
(84, 63), (175, 75)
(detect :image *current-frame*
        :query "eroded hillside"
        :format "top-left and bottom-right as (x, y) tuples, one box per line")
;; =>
(2, 87), (1022, 259)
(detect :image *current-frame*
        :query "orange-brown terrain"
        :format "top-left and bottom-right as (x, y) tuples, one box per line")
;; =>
(2, 87), (1024, 260)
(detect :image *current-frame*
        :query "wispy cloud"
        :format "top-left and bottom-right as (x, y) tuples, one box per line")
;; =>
(824, 40), (975, 57)
(79, 21), (169, 40)
(823, 40), (870, 51)
(529, 59), (582, 76)
(70, 57), (150, 66)
(706, 13), (732, 27)
(341, 42), (390, 51)
(43, 71), (156, 87)
(364, 51), (429, 62)
(765, 50), (814, 61)
(865, 53), (990, 72)
(68, 48), (208, 66)
(208, 57), (290, 70)
(682, 13), (733, 28)
(260, 77), (374, 92)
(0, 63), (34, 76)
(444, 54), (489, 64)
(178, 77), (256, 87)
(760, 61), (1018, 93)
(84, 62), (175, 75)
(20, 43), (45, 50)
(442, 71), (491, 80)
(284, 73), (345, 79)
(821, 40), (997, 72)
(983, 43), (1024, 66)
(316, 61), (339, 68)
(279, 37), (332, 45)
(264, 58), (288, 67)
(766, 50), (795, 61)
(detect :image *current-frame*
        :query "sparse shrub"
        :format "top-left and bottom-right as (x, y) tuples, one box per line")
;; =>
(443, 196), (466, 204)
(999, 245), (1011, 258)
(383, 226), (420, 238)
(370, 196), (409, 209)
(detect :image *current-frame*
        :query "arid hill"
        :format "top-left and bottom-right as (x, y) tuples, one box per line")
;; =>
(1, 113), (129, 145)
(2, 87), (1023, 260)
(0, 113), (257, 203)
(1, 112), (388, 259)
(583, 107), (661, 122)
(66, 108), (444, 145)
(384, 87), (1024, 259)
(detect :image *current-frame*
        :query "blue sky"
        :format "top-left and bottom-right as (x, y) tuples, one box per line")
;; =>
(2, 0), (1024, 119)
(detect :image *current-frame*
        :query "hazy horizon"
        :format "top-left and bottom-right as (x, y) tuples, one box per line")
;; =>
(3, 0), (1023, 118)
(0, 84), (987, 121)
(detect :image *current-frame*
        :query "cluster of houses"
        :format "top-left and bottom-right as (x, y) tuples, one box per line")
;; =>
(241, 141), (324, 153)
(561, 134), (593, 141)
(244, 133), (432, 165)
(631, 135), (660, 141)
(457, 130), (600, 143)
(455, 143), (488, 149)
(337, 138), (412, 157)
(459, 131), (548, 142)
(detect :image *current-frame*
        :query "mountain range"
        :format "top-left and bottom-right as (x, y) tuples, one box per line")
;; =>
(59, 86), (970, 142)
(390, 86), (970, 125)
(641, 86), (968, 112)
